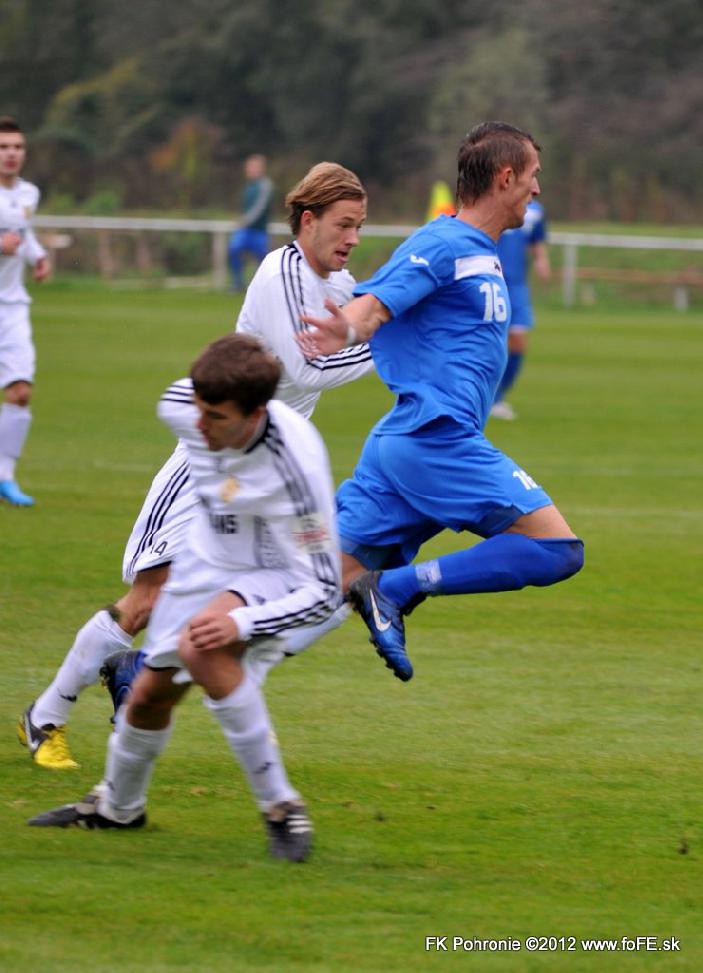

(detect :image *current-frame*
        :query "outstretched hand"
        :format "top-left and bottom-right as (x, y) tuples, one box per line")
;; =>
(297, 297), (350, 358)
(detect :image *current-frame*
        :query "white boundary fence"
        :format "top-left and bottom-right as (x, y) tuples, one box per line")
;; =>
(553, 232), (703, 308)
(33, 215), (703, 305)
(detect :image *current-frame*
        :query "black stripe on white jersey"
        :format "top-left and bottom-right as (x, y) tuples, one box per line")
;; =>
(160, 379), (194, 406)
(265, 425), (338, 600)
(252, 420), (339, 635)
(280, 243), (373, 373)
(303, 343), (373, 372)
(127, 460), (190, 576)
(281, 243), (306, 336)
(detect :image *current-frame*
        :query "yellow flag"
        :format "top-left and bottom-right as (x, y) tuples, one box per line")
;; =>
(426, 180), (455, 222)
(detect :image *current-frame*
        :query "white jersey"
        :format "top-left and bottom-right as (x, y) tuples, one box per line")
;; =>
(0, 178), (46, 304)
(237, 241), (374, 418)
(120, 440), (194, 583)
(157, 380), (341, 641)
(122, 239), (375, 579)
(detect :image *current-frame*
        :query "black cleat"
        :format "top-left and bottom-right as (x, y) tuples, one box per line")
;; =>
(28, 791), (146, 829)
(263, 800), (313, 862)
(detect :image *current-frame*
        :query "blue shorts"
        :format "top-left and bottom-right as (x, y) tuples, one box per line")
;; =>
(507, 284), (535, 329)
(337, 420), (552, 569)
(228, 227), (269, 265)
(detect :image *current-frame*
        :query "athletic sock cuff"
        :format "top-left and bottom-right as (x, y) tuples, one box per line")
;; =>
(203, 676), (257, 713)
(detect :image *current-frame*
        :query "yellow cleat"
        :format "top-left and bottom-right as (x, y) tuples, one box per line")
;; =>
(18, 705), (79, 770)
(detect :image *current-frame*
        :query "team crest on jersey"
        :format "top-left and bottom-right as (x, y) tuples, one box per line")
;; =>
(220, 476), (240, 501)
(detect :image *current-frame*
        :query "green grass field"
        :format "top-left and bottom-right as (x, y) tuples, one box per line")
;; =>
(2, 283), (702, 972)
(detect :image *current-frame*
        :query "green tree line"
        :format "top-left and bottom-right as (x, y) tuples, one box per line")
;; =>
(2, 0), (702, 221)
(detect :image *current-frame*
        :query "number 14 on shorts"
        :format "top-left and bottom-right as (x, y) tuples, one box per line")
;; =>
(513, 469), (539, 490)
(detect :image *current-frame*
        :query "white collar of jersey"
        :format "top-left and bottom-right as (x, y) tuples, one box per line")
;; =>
(243, 411), (270, 454)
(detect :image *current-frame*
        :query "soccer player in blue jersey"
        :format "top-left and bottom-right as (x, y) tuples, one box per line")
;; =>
(228, 155), (274, 291)
(298, 121), (584, 682)
(491, 199), (551, 420)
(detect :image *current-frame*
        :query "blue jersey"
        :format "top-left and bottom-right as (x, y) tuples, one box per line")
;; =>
(496, 201), (547, 288)
(353, 215), (510, 434)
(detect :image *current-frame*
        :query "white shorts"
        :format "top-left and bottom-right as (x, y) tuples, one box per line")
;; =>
(121, 444), (198, 583)
(142, 544), (295, 687)
(0, 303), (35, 387)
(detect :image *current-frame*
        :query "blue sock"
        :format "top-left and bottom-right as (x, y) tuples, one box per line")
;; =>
(378, 535), (584, 605)
(495, 352), (524, 401)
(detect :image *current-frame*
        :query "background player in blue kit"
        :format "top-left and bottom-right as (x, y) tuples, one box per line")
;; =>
(228, 154), (274, 291)
(299, 121), (583, 682)
(491, 199), (551, 420)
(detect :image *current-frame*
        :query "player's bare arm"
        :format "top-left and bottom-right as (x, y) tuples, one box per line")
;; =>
(531, 241), (551, 282)
(33, 255), (51, 282)
(298, 293), (391, 357)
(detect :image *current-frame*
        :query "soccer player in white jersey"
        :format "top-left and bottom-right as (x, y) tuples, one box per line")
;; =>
(29, 334), (340, 861)
(19, 162), (374, 769)
(0, 116), (50, 506)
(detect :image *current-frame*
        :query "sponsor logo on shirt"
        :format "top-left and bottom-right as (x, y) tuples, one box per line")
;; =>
(208, 513), (239, 534)
(291, 513), (332, 554)
(454, 255), (505, 280)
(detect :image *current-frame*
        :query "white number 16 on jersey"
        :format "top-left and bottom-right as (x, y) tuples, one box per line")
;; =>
(479, 281), (508, 322)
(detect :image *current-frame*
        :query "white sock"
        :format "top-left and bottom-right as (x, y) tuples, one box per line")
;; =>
(0, 403), (32, 479)
(32, 609), (133, 727)
(282, 603), (350, 655)
(99, 720), (173, 823)
(204, 677), (299, 811)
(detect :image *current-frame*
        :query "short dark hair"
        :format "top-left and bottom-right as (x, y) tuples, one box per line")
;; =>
(190, 334), (281, 415)
(0, 116), (22, 134)
(457, 121), (540, 205)
(285, 162), (366, 235)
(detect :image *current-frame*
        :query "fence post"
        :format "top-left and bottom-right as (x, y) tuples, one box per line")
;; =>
(135, 234), (153, 275)
(562, 241), (578, 306)
(97, 229), (117, 279)
(212, 230), (229, 290)
(673, 286), (689, 312)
